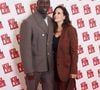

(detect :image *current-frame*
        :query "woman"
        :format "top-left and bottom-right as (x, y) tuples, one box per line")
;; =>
(52, 6), (78, 90)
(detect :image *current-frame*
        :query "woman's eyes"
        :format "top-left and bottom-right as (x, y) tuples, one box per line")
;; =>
(57, 12), (61, 14)
(55, 12), (61, 15)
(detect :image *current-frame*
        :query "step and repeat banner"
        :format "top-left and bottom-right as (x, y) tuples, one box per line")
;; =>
(0, 0), (100, 90)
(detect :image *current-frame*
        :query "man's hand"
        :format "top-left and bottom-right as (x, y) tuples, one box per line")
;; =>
(26, 72), (34, 80)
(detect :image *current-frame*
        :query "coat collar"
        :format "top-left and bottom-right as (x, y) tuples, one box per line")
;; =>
(33, 11), (49, 33)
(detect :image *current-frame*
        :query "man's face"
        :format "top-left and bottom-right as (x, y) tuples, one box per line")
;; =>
(37, 0), (50, 14)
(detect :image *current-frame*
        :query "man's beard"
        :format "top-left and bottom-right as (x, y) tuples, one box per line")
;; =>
(37, 8), (48, 18)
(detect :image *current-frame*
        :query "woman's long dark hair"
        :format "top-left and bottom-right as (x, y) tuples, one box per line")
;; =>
(52, 6), (71, 33)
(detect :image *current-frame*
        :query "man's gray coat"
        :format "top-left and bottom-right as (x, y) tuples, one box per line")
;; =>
(20, 11), (54, 74)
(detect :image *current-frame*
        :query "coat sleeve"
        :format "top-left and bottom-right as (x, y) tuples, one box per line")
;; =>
(20, 20), (34, 74)
(69, 26), (78, 74)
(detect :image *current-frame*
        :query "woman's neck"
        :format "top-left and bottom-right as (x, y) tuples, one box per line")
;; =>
(57, 21), (63, 31)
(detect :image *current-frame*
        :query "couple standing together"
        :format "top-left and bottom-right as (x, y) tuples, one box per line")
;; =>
(20, 0), (78, 90)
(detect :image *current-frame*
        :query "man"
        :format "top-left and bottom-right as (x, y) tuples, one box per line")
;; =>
(20, 0), (54, 90)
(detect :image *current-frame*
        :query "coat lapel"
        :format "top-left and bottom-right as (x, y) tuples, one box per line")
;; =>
(47, 17), (53, 37)
(34, 11), (48, 33)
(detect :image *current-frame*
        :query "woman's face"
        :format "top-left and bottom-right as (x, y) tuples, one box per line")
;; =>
(53, 8), (65, 23)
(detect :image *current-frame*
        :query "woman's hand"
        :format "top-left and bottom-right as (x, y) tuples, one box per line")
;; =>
(70, 74), (77, 79)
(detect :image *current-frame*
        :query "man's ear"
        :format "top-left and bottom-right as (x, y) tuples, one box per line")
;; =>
(37, 1), (39, 5)
(37, 1), (40, 8)
(37, 0), (40, 5)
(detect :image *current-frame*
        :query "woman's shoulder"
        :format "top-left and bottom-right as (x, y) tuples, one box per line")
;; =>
(65, 24), (77, 35)
(67, 24), (75, 30)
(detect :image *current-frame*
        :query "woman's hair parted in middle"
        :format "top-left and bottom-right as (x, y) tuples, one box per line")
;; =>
(52, 5), (71, 32)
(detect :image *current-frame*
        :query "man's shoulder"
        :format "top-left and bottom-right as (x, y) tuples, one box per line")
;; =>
(25, 13), (35, 22)
(47, 16), (53, 23)
(21, 13), (36, 27)
(47, 15), (52, 20)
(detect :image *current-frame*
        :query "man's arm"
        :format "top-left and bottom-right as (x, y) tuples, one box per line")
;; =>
(20, 20), (34, 74)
